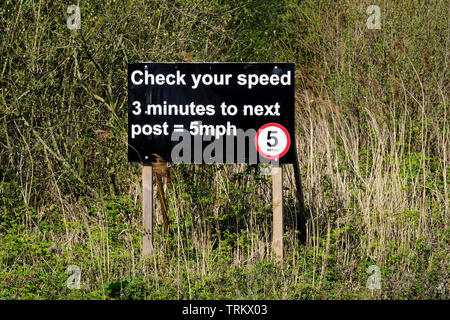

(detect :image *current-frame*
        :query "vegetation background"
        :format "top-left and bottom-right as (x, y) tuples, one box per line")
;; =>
(0, 0), (448, 299)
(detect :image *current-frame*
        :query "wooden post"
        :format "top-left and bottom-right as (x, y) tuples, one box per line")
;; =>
(272, 165), (283, 263)
(142, 165), (153, 256)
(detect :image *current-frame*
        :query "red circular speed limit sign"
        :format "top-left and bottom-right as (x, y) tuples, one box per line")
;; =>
(255, 123), (291, 159)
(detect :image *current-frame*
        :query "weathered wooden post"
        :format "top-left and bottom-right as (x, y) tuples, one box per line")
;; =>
(142, 165), (153, 256)
(272, 165), (283, 263)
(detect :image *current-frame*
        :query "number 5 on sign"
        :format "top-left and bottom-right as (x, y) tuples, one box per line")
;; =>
(267, 131), (278, 147)
(255, 123), (291, 160)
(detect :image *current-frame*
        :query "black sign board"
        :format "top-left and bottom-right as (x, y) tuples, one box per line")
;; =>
(128, 63), (295, 164)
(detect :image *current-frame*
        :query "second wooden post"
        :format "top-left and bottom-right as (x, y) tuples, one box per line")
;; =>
(142, 165), (153, 256)
(272, 165), (283, 263)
